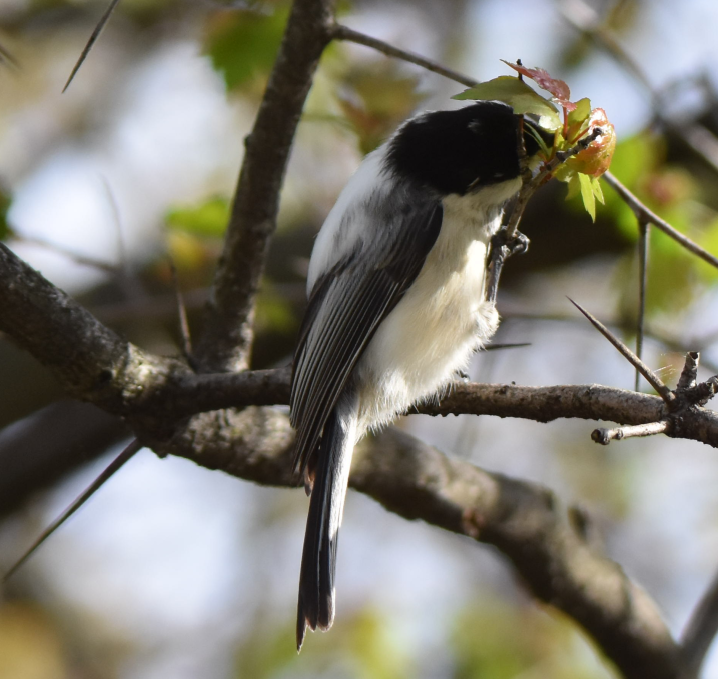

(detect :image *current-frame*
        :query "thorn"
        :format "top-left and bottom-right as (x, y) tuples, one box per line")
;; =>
(635, 219), (650, 391)
(3, 438), (142, 582)
(568, 298), (675, 405)
(168, 258), (193, 364)
(63, 0), (122, 93)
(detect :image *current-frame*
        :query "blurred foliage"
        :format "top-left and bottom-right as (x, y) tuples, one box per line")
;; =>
(451, 600), (617, 679)
(558, 0), (642, 70)
(0, 188), (13, 241)
(599, 133), (718, 317)
(166, 196), (231, 238)
(234, 608), (412, 679)
(0, 601), (67, 679)
(204, 1), (291, 93)
(335, 61), (425, 154)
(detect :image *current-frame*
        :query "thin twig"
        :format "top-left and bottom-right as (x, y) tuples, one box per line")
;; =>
(603, 172), (718, 270)
(3, 438), (142, 582)
(568, 298), (675, 404)
(63, 0), (122, 93)
(592, 420), (669, 445)
(331, 23), (478, 88)
(636, 219), (650, 391)
(15, 235), (118, 273)
(99, 176), (128, 277)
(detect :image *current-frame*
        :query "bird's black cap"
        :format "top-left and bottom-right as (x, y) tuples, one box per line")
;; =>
(386, 101), (547, 196)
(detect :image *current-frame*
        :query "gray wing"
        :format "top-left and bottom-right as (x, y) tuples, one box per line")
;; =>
(290, 190), (444, 477)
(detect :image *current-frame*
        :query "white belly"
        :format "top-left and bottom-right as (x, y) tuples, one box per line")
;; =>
(353, 182), (518, 432)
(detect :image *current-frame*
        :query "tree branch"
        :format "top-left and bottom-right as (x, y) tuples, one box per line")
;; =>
(154, 413), (681, 679)
(0, 242), (179, 416)
(603, 173), (718, 270)
(330, 23), (478, 87)
(355, 428), (681, 679)
(192, 0), (337, 371)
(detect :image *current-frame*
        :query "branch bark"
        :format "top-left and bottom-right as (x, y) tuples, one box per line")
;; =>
(192, 0), (338, 371)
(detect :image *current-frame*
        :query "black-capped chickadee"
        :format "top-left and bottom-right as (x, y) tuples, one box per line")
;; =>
(291, 101), (545, 649)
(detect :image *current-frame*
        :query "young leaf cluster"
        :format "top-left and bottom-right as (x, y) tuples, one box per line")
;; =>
(454, 61), (617, 220)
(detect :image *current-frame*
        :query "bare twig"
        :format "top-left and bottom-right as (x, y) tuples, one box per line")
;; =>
(569, 297), (675, 404)
(330, 23), (478, 88)
(63, 0), (122, 92)
(603, 173), (718, 270)
(636, 219), (650, 391)
(14, 235), (117, 273)
(592, 420), (669, 445)
(3, 438), (141, 581)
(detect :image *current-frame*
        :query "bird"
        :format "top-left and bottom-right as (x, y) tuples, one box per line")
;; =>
(290, 100), (547, 650)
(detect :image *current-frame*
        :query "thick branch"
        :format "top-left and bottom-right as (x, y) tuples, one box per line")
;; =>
(159, 413), (680, 679)
(0, 227), (698, 677)
(192, 0), (337, 371)
(4, 244), (718, 450)
(358, 428), (680, 679)
(0, 242), (178, 416)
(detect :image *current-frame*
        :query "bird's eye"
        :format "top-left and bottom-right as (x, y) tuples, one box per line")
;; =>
(468, 120), (482, 134)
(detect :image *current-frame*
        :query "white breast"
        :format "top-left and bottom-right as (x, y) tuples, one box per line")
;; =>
(354, 178), (521, 432)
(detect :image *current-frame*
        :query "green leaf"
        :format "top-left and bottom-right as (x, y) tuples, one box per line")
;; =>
(567, 97), (591, 128)
(565, 173), (581, 200)
(204, 4), (290, 91)
(453, 76), (561, 130)
(591, 176), (605, 204)
(579, 173), (596, 221)
(165, 197), (230, 237)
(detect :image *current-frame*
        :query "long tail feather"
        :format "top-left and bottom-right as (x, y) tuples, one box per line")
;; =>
(296, 390), (358, 651)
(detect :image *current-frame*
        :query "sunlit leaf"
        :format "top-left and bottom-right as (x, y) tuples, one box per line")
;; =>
(592, 176), (605, 204)
(501, 60), (575, 109)
(579, 173), (596, 221)
(565, 173), (581, 201)
(453, 76), (561, 130)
